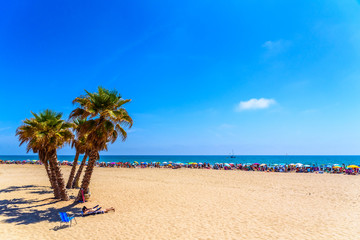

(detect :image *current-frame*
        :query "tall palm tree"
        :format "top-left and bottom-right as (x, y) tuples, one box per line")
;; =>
(16, 116), (57, 195)
(66, 118), (88, 189)
(16, 110), (73, 200)
(70, 87), (132, 201)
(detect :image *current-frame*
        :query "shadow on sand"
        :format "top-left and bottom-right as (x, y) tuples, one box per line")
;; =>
(0, 185), (82, 229)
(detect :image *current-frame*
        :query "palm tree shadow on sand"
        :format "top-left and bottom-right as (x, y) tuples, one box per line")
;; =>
(0, 185), (82, 228)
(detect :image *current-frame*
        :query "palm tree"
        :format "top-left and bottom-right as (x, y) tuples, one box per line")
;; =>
(69, 87), (132, 201)
(16, 110), (73, 200)
(66, 118), (88, 189)
(16, 116), (57, 195)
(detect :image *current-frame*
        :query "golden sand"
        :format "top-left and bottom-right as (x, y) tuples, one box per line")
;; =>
(1, 165), (360, 240)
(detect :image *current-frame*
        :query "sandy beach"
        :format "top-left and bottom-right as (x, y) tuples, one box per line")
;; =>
(1, 165), (360, 240)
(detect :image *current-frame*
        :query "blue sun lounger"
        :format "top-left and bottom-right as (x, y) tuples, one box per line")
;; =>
(59, 212), (77, 227)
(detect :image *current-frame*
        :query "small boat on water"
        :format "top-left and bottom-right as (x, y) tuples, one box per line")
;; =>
(229, 150), (236, 159)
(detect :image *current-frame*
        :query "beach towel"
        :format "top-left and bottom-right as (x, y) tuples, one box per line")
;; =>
(82, 209), (105, 216)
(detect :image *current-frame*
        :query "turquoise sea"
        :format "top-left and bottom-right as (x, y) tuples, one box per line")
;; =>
(1, 155), (360, 166)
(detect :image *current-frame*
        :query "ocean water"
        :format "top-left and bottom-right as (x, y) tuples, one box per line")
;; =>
(1, 155), (360, 166)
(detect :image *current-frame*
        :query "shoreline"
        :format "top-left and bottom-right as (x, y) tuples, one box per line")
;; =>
(1, 160), (359, 175)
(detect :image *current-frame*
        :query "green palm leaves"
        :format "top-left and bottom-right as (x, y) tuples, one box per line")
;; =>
(17, 110), (73, 153)
(71, 118), (89, 154)
(70, 86), (132, 150)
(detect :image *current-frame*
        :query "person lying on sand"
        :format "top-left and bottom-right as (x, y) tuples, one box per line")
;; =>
(82, 206), (115, 216)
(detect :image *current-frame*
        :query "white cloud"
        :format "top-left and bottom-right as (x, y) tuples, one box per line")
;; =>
(236, 98), (276, 111)
(262, 40), (291, 56)
(262, 40), (282, 50)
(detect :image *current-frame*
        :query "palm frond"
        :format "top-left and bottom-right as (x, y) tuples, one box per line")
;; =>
(69, 86), (133, 151)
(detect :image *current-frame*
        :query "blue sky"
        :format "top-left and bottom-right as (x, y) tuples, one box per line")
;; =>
(1, 0), (360, 155)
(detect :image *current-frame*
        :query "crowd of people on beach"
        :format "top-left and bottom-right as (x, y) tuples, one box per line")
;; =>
(1, 159), (360, 175)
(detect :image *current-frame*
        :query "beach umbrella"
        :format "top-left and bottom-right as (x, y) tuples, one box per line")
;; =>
(260, 163), (267, 166)
(224, 163), (231, 167)
(332, 166), (341, 168)
(347, 165), (359, 169)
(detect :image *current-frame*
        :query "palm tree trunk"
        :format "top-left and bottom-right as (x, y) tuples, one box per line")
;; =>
(39, 150), (55, 189)
(66, 151), (80, 189)
(49, 150), (69, 201)
(76, 150), (97, 201)
(43, 160), (51, 182)
(72, 153), (88, 189)
(43, 159), (56, 188)
(48, 153), (61, 199)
